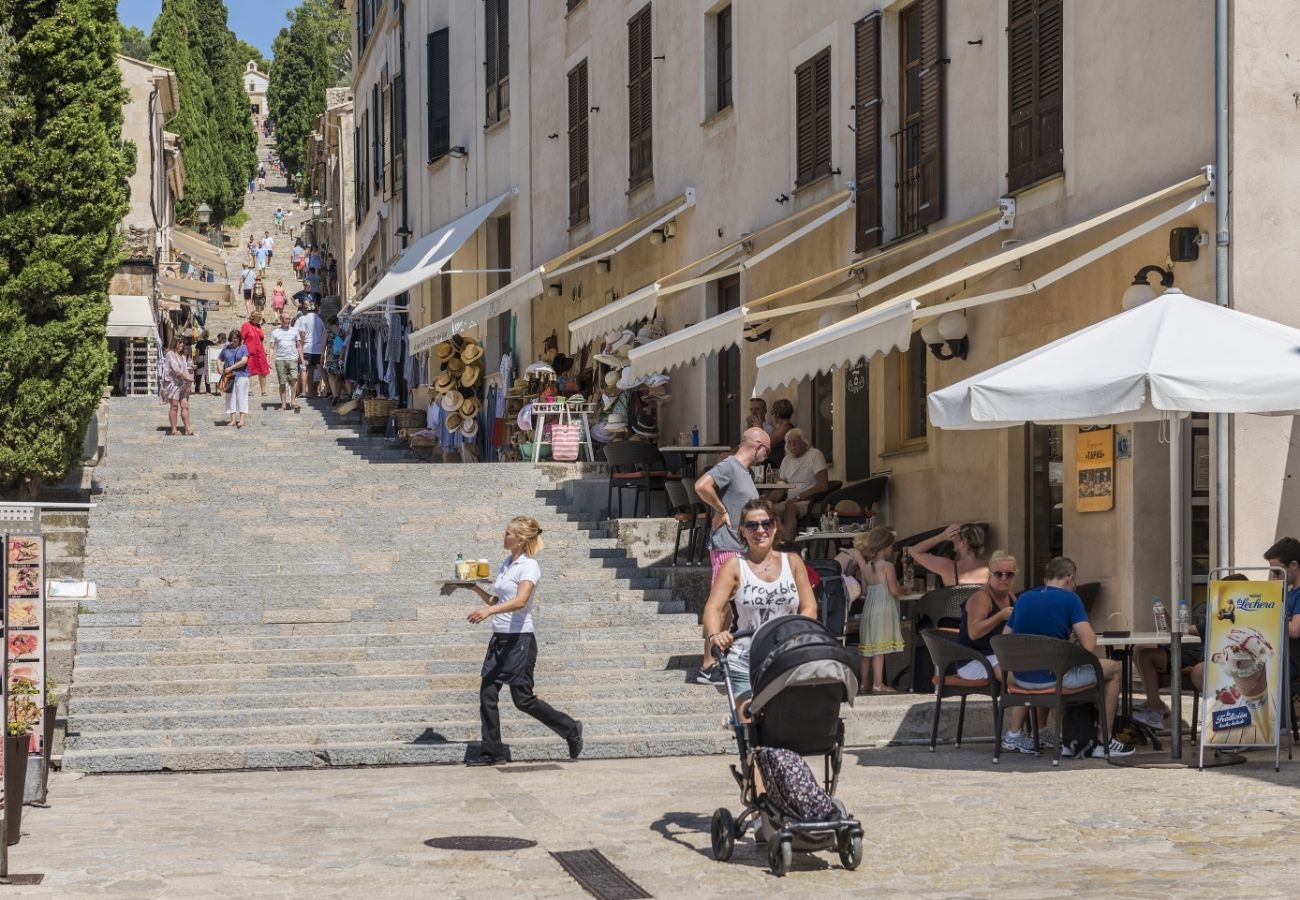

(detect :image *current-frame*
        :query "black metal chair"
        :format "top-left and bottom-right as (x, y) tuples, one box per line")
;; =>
(681, 478), (710, 564)
(665, 479), (705, 566)
(805, 558), (850, 640)
(921, 628), (999, 751)
(990, 634), (1111, 767)
(603, 440), (680, 519)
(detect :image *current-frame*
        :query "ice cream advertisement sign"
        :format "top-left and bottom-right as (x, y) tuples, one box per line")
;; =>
(1202, 580), (1285, 749)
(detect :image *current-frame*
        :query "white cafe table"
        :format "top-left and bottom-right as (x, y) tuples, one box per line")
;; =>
(754, 482), (793, 492)
(1095, 631), (1201, 760)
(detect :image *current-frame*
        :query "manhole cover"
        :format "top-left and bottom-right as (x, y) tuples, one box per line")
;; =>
(424, 836), (537, 852)
(550, 849), (651, 900)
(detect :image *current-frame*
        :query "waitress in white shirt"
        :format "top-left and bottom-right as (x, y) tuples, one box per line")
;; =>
(454, 515), (584, 767)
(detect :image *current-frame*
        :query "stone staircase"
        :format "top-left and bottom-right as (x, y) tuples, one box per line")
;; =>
(63, 396), (730, 772)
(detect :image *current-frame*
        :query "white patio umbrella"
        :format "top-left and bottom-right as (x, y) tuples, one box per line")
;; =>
(927, 288), (1300, 758)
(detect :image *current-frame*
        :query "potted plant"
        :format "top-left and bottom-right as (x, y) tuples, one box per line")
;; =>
(4, 690), (40, 845)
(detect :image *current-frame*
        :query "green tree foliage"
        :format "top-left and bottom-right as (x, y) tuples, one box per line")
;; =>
(267, 0), (350, 177)
(235, 38), (269, 76)
(118, 23), (152, 60)
(149, 0), (254, 225)
(0, 0), (131, 491)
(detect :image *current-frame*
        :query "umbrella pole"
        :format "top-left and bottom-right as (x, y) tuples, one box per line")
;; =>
(1169, 415), (1185, 759)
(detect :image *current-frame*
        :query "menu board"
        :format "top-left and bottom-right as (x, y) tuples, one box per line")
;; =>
(5, 536), (46, 759)
(1201, 578), (1285, 750)
(1076, 425), (1114, 513)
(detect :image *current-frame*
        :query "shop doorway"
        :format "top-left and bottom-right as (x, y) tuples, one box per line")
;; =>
(715, 274), (742, 446)
(1027, 424), (1064, 582)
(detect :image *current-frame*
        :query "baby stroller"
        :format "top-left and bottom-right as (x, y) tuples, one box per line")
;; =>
(710, 616), (864, 876)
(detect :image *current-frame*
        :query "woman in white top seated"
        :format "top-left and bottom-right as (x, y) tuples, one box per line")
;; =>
(452, 515), (584, 767)
(703, 498), (818, 713)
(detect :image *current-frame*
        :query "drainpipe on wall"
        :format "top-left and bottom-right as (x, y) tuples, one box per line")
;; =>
(399, 1), (409, 249)
(1214, 0), (1231, 568)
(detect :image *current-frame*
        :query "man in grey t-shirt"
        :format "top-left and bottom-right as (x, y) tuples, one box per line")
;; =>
(693, 427), (770, 684)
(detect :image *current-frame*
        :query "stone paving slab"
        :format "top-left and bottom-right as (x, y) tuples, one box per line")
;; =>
(7, 748), (1300, 897)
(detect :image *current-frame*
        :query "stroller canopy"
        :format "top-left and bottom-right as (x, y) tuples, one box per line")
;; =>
(748, 616), (858, 716)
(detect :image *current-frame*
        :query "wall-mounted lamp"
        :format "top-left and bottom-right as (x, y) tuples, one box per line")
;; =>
(1121, 264), (1174, 310)
(447, 146), (468, 159)
(596, 259), (611, 273)
(920, 311), (969, 360)
(547, 282), (563, 297)
(650, 221), (676, 244)
(395, 225), (413, 239)
(196, 202), (211, 225)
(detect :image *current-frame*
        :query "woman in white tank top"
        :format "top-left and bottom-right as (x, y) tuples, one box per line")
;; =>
(702, 498), (818, 704)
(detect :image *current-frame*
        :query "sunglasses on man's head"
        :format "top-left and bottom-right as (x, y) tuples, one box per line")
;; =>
(741, 519), (776, 532)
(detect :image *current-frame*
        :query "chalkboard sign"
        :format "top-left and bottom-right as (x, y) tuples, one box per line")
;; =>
(844, 359), (870, 481)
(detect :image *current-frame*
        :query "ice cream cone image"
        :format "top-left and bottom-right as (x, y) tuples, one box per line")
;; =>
(1210, 626), (1276, 741)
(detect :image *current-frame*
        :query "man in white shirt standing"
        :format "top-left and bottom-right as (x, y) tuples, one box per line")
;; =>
(295, 301), (326, 400)
(261, 231), (274, 262)
(270, 309), (304, 411)
(776, 427), (829, 537)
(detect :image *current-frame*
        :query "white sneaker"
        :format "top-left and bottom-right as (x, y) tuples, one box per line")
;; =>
(1132, 707), (1165, 729)
(1000, 731), (1038, 755)
(1091, 738), (1136, 758)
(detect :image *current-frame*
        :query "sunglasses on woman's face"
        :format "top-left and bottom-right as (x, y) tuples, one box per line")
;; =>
(990, 570), (1017, 579)
(741, 519), (776, 532)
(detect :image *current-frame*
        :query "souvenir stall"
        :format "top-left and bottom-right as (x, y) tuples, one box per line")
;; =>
(405, 336), (489, 462)
(512, 321), (674, 462)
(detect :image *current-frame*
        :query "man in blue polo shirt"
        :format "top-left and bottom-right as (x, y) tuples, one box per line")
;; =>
(1001, 556), (1134, 758)
(1264, 537), (1300, 678)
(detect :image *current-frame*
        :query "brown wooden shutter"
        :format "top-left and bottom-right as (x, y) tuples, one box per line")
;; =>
(497, 0), (509, 116)
(1007, 0), (1062, 191)
(813, 49), (833, 178)
(485, 0), (499, 124)
(917, 0), (944, 226)
(855, 13), (882, 251)
(794, 56), (815, 186)
(627, 4), (653, 187)
(568, 60), (590, 226)
(427, 29), (450, 161)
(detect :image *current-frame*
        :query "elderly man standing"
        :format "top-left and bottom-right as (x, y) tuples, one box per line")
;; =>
(692, 427), (771, 685)
(775, 427), (829, 536)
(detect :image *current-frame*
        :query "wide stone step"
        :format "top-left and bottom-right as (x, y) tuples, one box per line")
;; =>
(65, 696), (721, 732)
(75, 618), (702, 641)
(60, 730), (735, 772)
(65, 712), (726, 752)
(75, 632), (702, 654)
(72, 637), (702, 665)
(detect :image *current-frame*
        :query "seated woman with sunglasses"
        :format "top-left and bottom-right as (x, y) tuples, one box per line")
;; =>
(953, 550), (1019, 681)
(702, 498), (817, 709)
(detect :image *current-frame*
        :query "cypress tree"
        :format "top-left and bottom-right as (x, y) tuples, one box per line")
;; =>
(267, 0), (350, 177)
(0, 0), (131, 491)
(195, 2), (255, 223)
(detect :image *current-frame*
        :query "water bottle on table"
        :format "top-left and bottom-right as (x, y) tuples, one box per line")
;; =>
(1152, 596), (1168, 635)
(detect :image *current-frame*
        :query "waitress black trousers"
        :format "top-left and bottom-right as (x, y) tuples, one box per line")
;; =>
(479, 633), (578, 758)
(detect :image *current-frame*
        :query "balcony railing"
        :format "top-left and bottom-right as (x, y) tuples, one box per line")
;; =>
(891, 121), (925, 238)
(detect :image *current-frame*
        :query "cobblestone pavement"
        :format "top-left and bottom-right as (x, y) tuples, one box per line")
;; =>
(8, 746), (1300, 897)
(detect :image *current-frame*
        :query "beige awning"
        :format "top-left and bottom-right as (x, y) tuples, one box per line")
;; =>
(567, 282), (660, 353)
(158, 273), (228, 303)
(169, 229), (227, 274)
(754, 301), (919, 393)
(107, 295), (156, 339)
(542, 189), (696, 281)
(625, 307), (748, 380)
(408, 268), (545, 355)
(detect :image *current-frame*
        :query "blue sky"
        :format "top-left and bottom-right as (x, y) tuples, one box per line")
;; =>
(118, 0), (296, 57)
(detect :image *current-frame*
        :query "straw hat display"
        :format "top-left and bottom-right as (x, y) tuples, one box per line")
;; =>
(605, 412), (628, 432)
(435, 341), (455, 362)
(460, 396), (480, 419)
(460, 416), (479, 438)
(461, 340), (484, 364)
(460, 363), (480, 387)
(434, 371), (454, 393)
(448, 355), (465, 374)
(445, 411), (463, 431)
(440, 389), (465, 412)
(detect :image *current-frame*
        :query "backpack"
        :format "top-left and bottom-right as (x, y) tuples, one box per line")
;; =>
(754, 747), (836, 821)
(1060, 703), (1098, 759)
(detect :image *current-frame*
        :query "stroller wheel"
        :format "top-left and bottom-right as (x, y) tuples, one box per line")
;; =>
(838, 832), (864, 871)
(709, 808), (735, 862)
(767, 837), (792, 877)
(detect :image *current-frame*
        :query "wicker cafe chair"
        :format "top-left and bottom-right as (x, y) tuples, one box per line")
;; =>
(907, 585), (981, 692)
(603, 440), (680, 519)
(804, 474), (890, 529)
(990, 634), (1110, 767)
(681, 479), (710, 564)
(921, 629), (999, 751)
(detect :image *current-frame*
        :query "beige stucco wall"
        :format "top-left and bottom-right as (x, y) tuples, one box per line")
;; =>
(1226, 1), (1300, 569)
(118, 56), (174, 238)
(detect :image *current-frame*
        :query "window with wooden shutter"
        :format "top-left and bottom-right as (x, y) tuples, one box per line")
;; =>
(854, 13), (882, 251)
(392, 73), (405, 193)
(715, 6), (733, 112)
(381, 72), (392, 199)
(568, 59), (590, 227)
(485, 0), (509, 125)
(372, 84), (381, 193)
(427, 29), (450, 162)
(1007, 0), (1063, 191)
(353, 125), (362, 220)
(916, 0), (944, 226)
(627, 4), (653, 188)
(795, 47), (832, 188)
